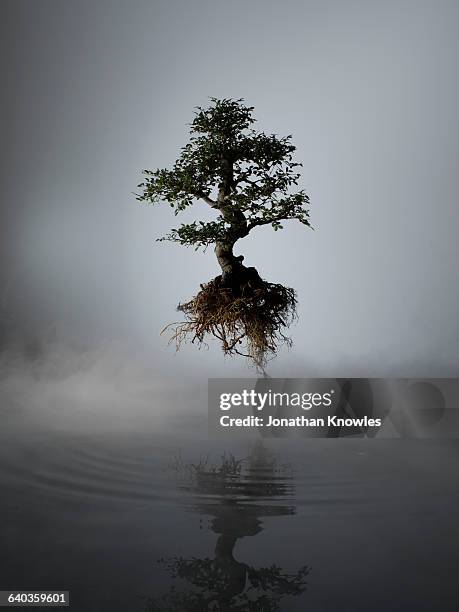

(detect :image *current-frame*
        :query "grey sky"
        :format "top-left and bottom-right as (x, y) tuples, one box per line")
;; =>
(2, 0), (459, 377)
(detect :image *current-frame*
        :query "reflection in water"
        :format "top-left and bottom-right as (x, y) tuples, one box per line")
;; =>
(1, 431), (458, 610)
(147, 442), (309, 611)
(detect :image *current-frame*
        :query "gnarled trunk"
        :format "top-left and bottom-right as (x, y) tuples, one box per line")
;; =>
(214, 534), (247, 602)
(214, 156), (262, 291)
(215, 240), (262, 294)
(215, 240), (239, 277)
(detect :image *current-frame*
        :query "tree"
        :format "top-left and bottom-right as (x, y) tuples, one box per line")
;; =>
(145, 445), (309, 611)
(137, 98), (311, 369)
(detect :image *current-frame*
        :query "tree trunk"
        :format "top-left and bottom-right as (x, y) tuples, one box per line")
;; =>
(214, 156), (261, 291)
(214, 534), (247, 602)
(215, 240), (262, 294)
(215, 240), (239, 277)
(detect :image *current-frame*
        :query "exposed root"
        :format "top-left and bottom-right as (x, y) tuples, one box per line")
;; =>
(161, 275), (297, 369)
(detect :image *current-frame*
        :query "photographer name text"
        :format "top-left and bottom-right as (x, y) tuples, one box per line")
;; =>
(220, 415), (382, 428)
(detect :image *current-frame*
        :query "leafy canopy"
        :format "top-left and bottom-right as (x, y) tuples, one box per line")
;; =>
(137, 98), (311, 248)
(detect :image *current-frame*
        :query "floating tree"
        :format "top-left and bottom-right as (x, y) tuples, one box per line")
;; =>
(137, 98), (311, 368)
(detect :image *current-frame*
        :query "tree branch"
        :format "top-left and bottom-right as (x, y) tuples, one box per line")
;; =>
(196, 192), (218, 208)
(247, 214), (283, 231)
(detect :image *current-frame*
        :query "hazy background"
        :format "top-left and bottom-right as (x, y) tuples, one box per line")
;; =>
(1, 5), (459, 610)
(1, 0), (459, 382)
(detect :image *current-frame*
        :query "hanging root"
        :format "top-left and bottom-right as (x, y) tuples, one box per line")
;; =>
(161, 275), (297, 369)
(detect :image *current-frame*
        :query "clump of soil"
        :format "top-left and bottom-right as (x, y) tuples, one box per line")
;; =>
(162, 273), (297, 369)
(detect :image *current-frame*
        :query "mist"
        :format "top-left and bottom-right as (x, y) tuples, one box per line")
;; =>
(1, 0), (458, 414)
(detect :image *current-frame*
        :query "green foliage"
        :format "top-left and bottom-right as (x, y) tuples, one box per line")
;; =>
(137, 98), (310, 247)
(158, 219), (227, 249)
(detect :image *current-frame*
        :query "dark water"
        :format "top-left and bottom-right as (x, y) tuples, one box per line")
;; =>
(1, 427), (459, 611)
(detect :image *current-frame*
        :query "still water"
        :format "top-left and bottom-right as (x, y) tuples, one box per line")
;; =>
(1, 423), (458, 611)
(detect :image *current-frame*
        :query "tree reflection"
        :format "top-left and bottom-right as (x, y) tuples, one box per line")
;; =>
(146, 442), (309, 611)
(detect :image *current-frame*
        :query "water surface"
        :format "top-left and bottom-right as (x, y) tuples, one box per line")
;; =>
(1, 425), (458, 611)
